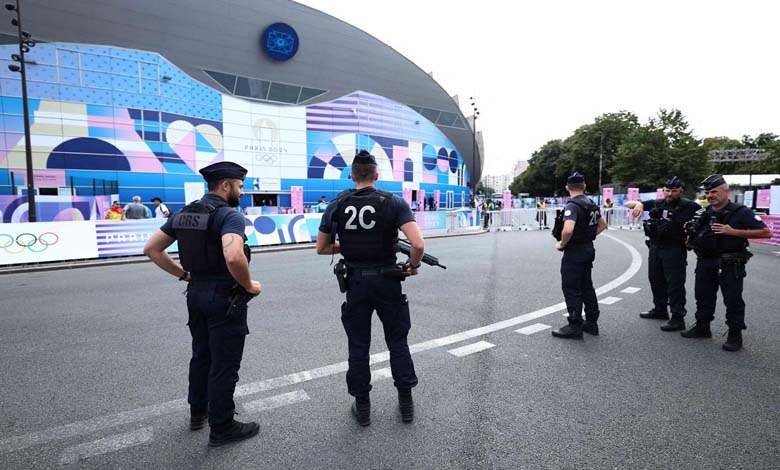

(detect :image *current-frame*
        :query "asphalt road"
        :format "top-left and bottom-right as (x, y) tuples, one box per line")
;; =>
(0, 230), (778, 469)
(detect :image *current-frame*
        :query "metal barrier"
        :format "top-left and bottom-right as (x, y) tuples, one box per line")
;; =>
(473, 207), (644, 232)
(604, 207), (643, 230)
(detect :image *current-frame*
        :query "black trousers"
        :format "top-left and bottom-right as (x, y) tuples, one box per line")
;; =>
(560, 242), (599, 325)
(341, 268), (418, 398)
(186, 280), (249, 426)
(694, 257), (747, 331)
(647, 243), (688, 318)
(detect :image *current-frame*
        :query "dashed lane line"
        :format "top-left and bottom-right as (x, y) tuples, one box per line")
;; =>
(0, 233), (641, 454)
(621, 287), (641, 294)
(447, 341), (496, 357)
(598, 296), (622, 305)
(58, 427), (153, 465)
(242, 390), (310, 414)
(515, 323), (552, 335)
(371, 367), (393, 382)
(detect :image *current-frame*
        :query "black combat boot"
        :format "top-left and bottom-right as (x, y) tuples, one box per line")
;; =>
(551, 323), (583, 340)
(582, 321), (599, 336)
(660, 317), (686, 332)
(722, 330), (743, 352)
(398, 389), (414, 423)
(351, 397), (371, 426)
(680, 322), (712, 339)
(190, 408), (207, 431)
(208, 419), (260, 447)
(639, 308), (669, 320)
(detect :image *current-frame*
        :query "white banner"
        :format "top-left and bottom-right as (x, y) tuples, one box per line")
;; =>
(743, 190), (754, 208)
(0, 221), (98, 266)
(770, 185), (780, 216)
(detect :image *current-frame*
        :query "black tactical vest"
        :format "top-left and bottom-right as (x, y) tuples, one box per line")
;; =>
(172, 198), (238, 278)
(690, 202), (749, 257)
(568, 196), (600, 244)
(646, 198), (695, 245)
(334, 188), (398, 265)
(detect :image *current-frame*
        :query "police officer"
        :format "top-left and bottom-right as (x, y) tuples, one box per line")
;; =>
(552, 172), (608, 339)
(316, 150), (424, 426)
(625, 177), (700, 331)
(144, 161), (262, 446)
(681, 174), (771, 351)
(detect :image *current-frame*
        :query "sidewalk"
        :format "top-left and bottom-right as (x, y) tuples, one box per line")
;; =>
(0, 226), (485, 275)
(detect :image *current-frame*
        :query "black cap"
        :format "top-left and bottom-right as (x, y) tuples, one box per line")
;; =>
(700, 174), (727, 190)
(567, 172), (585, 185)
(664, 176), (683, 189)
(353, 150), (377, 166)
(198, 161), (247, 183)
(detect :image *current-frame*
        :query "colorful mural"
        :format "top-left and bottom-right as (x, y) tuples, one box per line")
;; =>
(0, 43), (470, 223)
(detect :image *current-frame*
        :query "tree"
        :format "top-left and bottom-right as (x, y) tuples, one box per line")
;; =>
(476, 181), (495, 195)
(612, 109), (711, 196)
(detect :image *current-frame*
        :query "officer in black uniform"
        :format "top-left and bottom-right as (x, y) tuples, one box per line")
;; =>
(144, 161), (262, 446)
(681, 174), (771, 351)
(316, 150), (425, 426)
(624, 177), (700, 331)
(552, 172), (608, 339)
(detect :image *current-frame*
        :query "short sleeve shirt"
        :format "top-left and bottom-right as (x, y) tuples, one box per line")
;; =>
(160, 194), (246, 239)
(318, 187), (415, 234)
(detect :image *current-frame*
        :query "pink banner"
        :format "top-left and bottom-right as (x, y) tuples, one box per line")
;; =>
(402, 188), (413, 207)
(628, 188), (640, 201)
(417, 189), (426, 211)
(753, 215), (780, 245)
(290, 186), (303, 214)
(602, 188), (613, 206)
(433, 190), (440, 211)
(756, 189), (771, 209)
(656, 188), (665, 199)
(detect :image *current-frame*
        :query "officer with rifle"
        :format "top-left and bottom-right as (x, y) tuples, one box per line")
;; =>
(144, 161), (262, 446)
(681, 174), (770, 351)
(551, 172), (608, 339)
(625, 177), (700, 331)
(316, 150), (425, 426)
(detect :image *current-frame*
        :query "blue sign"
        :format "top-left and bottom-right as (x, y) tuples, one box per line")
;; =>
(261, 23), (299, 61)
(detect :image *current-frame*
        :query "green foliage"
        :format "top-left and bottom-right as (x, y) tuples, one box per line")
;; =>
(476, 181), (495, 195)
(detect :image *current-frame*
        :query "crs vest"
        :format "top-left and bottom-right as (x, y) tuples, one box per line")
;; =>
(646, 198), (695, 245)
(334, 189), (398, 265)
(689, 203), (749, 257)
(568, 196), (600, 244)
(172, 199), (245, 277)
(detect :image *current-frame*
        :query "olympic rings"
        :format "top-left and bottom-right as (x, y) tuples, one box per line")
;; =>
(0, 231), (60, 254)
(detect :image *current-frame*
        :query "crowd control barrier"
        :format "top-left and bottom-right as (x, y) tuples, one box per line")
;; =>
(476, 207), (644, 233)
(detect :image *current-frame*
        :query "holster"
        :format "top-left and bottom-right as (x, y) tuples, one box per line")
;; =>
(719, 251), (753, 267)
(334, 259), (348, 293)
(381, 264), (410, 281)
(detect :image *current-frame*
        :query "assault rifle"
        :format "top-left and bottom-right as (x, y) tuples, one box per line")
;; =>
(396, 239), (447, 269)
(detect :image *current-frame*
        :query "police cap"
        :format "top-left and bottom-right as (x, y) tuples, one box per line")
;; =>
(664, 176), (683, 189)
(700, 174), (727, 190)
(353, 150), (377, 166)
(198, 161), (247, 183)
(567, 172), (585, 185)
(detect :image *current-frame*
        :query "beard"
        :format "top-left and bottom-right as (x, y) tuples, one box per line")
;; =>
(227, 188), (241, 207)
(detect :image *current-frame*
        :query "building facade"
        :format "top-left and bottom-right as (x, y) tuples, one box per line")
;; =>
(0, 0), (480, 222)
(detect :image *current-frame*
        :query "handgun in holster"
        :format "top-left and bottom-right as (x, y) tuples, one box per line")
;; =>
(334, 259), (348, 293)
(226, 285), (257, 317)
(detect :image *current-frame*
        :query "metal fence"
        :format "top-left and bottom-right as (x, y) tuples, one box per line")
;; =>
(476, 207), (644, 232)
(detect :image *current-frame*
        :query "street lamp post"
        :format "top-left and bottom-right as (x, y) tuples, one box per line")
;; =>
(469, 97), (479, 201)
(5, 0), (37, 222)
(598, 132), (604, 199)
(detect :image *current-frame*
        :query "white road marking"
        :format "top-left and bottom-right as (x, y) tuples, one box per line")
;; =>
(0, 233), (641, 454)
(58, 427), (153, 465)
(371, 367), (393, 382)
(621, 287), (641, 294)
(447, 341), (495, 357)
(515, 323), (552, 335)
(242, 390), (310, 414)
(599, 296), (622, 305)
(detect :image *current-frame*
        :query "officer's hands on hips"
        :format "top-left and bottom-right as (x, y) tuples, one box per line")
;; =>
(404, 263), (420, 276)
(711, 223), (735, 236)
(247, 280), (262, 296)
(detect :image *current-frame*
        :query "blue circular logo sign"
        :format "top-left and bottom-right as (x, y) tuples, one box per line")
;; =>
(261, 23), (299, 61)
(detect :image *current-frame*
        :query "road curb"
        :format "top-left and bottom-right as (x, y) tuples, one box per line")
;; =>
(0, 229), (487, 275)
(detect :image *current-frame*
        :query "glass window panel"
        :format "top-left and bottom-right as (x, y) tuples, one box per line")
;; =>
(205, 70), (237, 93)
(267, 82), (300, 103)
(419, 107), (439, 123)
(245, 79), (270, 99)
(297, 87), (327, 104)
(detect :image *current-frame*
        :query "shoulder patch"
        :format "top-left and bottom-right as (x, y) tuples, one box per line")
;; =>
(564, 210), (572, 217)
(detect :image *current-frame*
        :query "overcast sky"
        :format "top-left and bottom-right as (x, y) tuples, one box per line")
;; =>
(298, 0), (779, 176)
